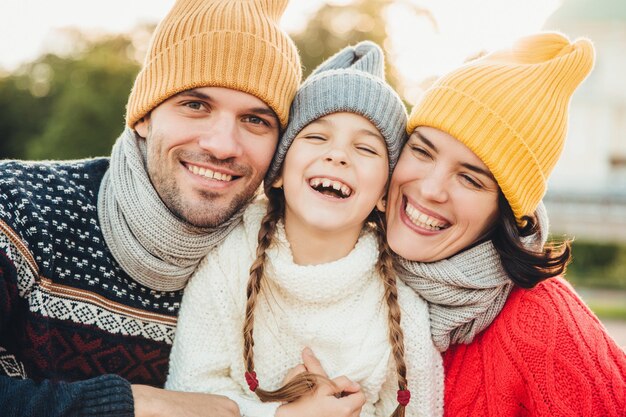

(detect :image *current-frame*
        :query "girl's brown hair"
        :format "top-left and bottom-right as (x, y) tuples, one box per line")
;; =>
(242, 188), (409, 416)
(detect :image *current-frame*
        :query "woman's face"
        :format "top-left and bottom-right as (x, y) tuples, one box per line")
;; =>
(386, 126), (500, 262)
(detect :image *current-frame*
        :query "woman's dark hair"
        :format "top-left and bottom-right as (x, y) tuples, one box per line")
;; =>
(491, 193), (571, 288)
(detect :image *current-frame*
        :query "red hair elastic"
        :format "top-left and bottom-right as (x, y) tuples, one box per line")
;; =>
(397, 389), (411, 406)
(245, 371), (259, 391)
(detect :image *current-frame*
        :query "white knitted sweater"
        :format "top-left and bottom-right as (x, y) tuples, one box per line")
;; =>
(166, 200), (443, 417)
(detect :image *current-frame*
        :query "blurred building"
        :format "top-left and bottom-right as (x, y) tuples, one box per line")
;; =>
(542, 0), (626, 242)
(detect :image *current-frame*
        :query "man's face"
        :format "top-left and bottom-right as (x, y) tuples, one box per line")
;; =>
(135, 87), (280, 228)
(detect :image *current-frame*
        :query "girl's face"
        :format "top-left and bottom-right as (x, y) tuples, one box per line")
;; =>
(386, 126), (500, 262)
(276, 112), (389, 238)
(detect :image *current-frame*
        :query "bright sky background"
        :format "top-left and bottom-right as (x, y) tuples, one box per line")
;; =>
(0, 0), (562, 100)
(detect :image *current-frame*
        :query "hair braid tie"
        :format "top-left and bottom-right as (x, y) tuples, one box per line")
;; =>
(245, 371), (259, 391)
(397, 389), (411, 406)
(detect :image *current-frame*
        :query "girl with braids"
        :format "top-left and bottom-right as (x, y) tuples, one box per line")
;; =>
(166, 41), (443, 417)
(385, 32), (626, 416)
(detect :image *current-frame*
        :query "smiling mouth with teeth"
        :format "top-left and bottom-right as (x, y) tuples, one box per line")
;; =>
(404, 200), (450, 231)
(186, 163), (234, 182)
(309, 177), (352, 198)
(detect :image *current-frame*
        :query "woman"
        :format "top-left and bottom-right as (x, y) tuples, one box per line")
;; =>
(386, 32), (626, 416)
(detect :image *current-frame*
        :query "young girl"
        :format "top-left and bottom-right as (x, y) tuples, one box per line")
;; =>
(165, 41), (443, 417)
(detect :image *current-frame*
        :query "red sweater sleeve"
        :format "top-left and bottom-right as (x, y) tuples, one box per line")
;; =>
(442, 278), (626, 417)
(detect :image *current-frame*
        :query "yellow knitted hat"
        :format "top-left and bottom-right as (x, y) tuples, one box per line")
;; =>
(408, 32), (595, 222)
(126, 0), (302, 129)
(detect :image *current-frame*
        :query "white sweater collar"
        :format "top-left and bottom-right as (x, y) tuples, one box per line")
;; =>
(265, 221), (380, 304)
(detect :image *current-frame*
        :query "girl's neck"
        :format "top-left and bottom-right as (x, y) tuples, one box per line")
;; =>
(283, 213), (363, 265)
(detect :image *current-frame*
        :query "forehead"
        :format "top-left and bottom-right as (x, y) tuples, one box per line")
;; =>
(175, 87), (268, 106)
(413, 126), (490, 168)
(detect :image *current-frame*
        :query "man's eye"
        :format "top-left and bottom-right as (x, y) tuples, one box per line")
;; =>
(184, 101), (204, 110)
(243, 116), (269, 126)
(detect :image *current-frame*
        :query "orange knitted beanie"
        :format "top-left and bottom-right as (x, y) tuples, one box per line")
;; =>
(408, 32), (595, 222)
(126, 0), (302, 129)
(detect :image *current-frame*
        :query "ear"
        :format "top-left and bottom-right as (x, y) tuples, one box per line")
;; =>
(271, 176), (284, 189)
(376, 196), (386, 212)
(134, 116), (150, 139)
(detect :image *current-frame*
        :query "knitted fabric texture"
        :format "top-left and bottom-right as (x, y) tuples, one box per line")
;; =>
(398, 202), (550, 351)
(98, 129), (244, 291)
(408, 32), (595, 222)
(265, 40), (407, 188)
(0, 159), (182, 415)
(442, 278), (626, 416)
(166, 199), (444, 417)
(126, 0), (302, 129)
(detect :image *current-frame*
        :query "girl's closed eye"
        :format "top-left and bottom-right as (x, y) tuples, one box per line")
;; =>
(304, 134), (327, 142)
(356, 145), (380, 155)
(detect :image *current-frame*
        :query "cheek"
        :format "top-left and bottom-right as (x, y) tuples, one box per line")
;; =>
(463, 194), (499, 235)
(244, 138), (277, 171)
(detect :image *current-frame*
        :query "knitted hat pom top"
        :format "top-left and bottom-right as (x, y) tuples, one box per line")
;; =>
(408, 32), (595, 222)
(266, 40), (408, 190)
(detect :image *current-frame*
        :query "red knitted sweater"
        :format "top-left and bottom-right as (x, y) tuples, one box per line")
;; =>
(443, 278), (626, 417)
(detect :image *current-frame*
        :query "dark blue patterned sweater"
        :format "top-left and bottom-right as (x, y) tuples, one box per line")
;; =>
(0, 158), (183, 416)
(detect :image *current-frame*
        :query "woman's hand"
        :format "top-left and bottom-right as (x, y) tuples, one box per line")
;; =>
(276, 348), (366, 417)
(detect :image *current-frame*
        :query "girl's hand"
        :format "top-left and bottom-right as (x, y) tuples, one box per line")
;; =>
(275, 374), (364, 417)
(275, 348), (366, 417)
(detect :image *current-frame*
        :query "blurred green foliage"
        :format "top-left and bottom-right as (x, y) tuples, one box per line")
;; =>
(0, 33), (140, 160)
(567, 240), (626, 289)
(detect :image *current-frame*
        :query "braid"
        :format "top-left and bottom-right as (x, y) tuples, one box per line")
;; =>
(242, 190), (282, 373)
(372, 211), (408, 417)
(243, 189), (333, 402)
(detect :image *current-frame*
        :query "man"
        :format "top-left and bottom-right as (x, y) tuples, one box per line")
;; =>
(0, 0), (301, 415)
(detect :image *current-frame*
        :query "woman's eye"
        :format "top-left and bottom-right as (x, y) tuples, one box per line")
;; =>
(461, 174), (482, 189)
(410, 145), (431, 158)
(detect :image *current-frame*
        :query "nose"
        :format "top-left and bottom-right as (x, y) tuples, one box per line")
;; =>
(420, 170), (448, 203)
(323, 147), (349, 166)
(197, 114), (243, 160)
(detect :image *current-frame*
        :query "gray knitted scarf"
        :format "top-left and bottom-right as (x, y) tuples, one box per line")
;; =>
(397, 203), (549, 351)
(98, 128), (244, 292)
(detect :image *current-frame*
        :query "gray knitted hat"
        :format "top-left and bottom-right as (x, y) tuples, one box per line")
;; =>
(265, 40), (408, 190)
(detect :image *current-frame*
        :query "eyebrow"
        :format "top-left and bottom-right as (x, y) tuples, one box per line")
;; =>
(309, 119), (384, 141)
(415, 130), (495, 180)
(415, 131), (438, 152)
(175, 89), (278, 122)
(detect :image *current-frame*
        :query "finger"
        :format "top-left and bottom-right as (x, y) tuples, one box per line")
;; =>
(302, 347), (329, 378)
(324, 375), (360, 396)
(337, 390), (366, 415)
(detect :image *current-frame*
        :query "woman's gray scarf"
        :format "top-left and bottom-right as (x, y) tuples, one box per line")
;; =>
(397, 203), (549, 351)
(98, 128), (244, 292)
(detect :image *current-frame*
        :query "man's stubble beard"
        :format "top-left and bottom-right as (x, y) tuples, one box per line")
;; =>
(145, 134), (260, 229)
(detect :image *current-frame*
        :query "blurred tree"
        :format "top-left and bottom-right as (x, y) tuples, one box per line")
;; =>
(26, 34), (141, 160)
(291, 0), (433, 93)
(0, 31), (142, 160)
